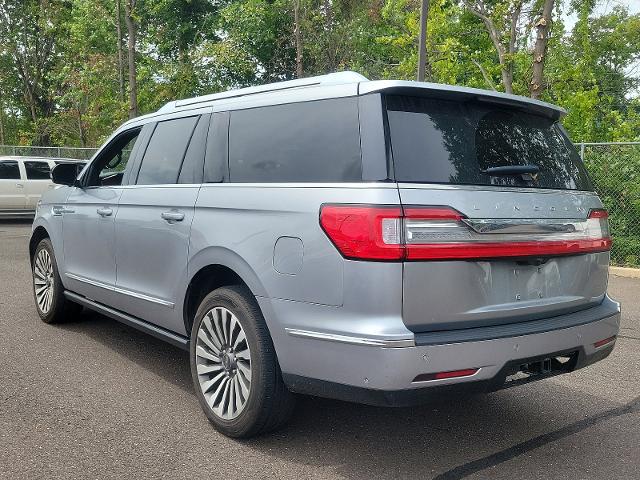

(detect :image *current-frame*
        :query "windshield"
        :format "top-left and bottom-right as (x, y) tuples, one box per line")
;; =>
(385, 95), (593, 190)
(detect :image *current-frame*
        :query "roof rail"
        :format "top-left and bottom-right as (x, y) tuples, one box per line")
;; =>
(158, 71), (368, 112)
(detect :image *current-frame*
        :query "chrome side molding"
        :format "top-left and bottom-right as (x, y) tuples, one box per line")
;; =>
(65, 272), (175, 308)
(285, 328), (415, 348)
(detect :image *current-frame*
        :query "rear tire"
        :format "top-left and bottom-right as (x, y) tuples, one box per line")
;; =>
(32, 238), (82, 324)
(190, 285), (296, 438)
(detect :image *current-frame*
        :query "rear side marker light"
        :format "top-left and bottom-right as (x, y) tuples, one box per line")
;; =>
(593, 336), (616, 348)
(319, 204), (612, 261)
(413, 368), (479, 383)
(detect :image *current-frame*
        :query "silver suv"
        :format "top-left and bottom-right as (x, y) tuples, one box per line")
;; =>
(30, 72), (620, 438)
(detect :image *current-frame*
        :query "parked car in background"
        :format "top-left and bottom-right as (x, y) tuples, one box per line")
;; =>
(0, 157), (85, 218)
(29, 72), (620, 438)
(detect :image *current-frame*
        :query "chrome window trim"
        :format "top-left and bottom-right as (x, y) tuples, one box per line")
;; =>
(199, 182), (398, 189)
(65, 272), (175, 308)
(285, 328), (415, 348)
(83, 183), (201, 190)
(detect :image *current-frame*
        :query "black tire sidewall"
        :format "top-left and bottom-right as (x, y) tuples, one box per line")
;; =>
(190, 286), (276, 438)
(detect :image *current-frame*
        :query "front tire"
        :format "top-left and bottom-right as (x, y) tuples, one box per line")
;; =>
(32, 238), (82, 324)
(190, 285), (295, 438)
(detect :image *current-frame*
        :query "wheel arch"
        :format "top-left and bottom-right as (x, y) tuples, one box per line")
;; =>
(29, 225), (50, 263)
(182, 247), (269, 334)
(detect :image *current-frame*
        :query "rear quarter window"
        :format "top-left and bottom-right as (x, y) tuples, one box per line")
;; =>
(0, 160), (20, 179)
(24, 161), (51, 180)
(386, 95), (593, 191)
(228, 98), (362, 182)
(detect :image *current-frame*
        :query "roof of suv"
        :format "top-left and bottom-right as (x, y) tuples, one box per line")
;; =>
(123, 71), (565, 129)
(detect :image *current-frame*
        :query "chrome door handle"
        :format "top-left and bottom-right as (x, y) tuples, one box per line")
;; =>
(161, 211), (185, 222)
(97, 207), (113, 217)
(52, 205), (75, 216)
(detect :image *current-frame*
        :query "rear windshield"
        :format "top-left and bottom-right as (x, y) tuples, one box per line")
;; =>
(386, 95), (593, 190)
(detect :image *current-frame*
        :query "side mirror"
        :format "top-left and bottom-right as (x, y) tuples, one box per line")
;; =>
(51, 163), (81, 186)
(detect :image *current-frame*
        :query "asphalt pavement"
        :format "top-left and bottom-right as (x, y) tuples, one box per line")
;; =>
(1, 220), (638, 480)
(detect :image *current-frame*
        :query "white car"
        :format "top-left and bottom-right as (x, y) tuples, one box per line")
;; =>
(0, 156), (85, 218)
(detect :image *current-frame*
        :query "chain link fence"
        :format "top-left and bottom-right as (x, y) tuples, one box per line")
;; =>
(579, 142), (640, 268)
(2, 141), (639, 267)
(0, 145), (97, 160)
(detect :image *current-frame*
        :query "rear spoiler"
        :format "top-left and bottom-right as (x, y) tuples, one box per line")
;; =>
(358, 80), (566, 120)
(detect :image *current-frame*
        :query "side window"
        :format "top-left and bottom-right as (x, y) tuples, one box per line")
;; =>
(0, 161), (20, 180)
(136, 116), (199, 185)
(228, 98), (362, 182)
(203, 112), (229, 183)
(86, 128), (142, 187)
(24, 161), (51, 180)
(178, 114), (210, 184)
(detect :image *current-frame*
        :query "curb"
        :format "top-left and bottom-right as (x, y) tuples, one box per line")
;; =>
(610, 266), (640, 279)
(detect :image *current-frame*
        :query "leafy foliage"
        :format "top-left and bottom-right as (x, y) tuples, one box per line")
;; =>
(584, 145), (640, 266)
(0, 0), (638, 146)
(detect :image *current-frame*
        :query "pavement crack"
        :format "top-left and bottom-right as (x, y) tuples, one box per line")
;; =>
(432, 395), (640, 480)
(618, 334), (640, 341)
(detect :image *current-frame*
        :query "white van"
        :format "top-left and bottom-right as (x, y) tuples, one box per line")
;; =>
(0, 157), (84, 217)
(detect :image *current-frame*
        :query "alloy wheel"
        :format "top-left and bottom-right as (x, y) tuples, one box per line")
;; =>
(33, 248), (55, 315)
(195, 306), (252, 420)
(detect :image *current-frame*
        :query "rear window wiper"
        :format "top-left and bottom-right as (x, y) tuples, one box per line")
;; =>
(481, 165), (540, 177)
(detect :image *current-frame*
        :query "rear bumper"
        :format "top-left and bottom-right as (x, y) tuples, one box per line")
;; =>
(274, 297), (620, 405)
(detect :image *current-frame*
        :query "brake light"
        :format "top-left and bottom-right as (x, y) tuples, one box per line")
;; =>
(593, 336), (616, 348)
(413, 368), (479, 382)
(319, 205), (404, 260)
(319, 204), (612, 261)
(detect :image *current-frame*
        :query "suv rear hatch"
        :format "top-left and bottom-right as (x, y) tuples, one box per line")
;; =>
(384, 93), (611, 333)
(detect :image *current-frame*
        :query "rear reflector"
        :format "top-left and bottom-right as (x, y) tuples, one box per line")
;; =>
(319, 204), (612, 261)
(413, 368), (479, 382)
(593, 336), (616, 348)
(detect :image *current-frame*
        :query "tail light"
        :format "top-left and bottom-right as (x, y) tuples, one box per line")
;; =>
(593, 335), (616, 348)
(412, 368), (479, 382)
(320, 205), (611, 261)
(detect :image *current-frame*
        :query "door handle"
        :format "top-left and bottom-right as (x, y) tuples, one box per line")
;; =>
(161, 211), (185, 222)
(16, 183), (24, 189)
(52, 205), (75, 216)
(97, 207), (113, 217)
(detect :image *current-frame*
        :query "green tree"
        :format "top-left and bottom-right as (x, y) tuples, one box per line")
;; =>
(0, 0), (71, 145)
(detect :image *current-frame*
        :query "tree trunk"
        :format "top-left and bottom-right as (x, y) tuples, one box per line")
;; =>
(77, 109), (87, 148)
(0, 101), (5, 145)
(323, 0), (336, 71)
(416, 0), (431, 81)
(116, 0), (125, 103)
(501, 68), (513, 94)
(293, 0), (303, 78)
(462, 0), (520, 94)
(124, 0), (138, 119)
(530, 0), (555, 99)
